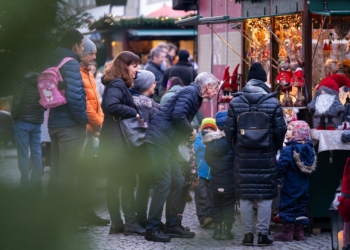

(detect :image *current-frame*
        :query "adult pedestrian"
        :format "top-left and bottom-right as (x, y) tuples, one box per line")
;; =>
(144, 72), (219, 242)
(47, 29), (88, 199)
(129, 70), (160, 227)
(224, 62), (287, 246)
(77, 37), (109, 226)
(160, 49), (197, 96)
(11, 57), (45, 192)
(100, 51), (145, 236)
(144, 47), (166, 100)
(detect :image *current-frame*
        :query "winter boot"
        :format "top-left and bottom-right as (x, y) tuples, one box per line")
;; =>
(293, 224), (305, 240)
(221, 222), (234, 240)
(212, 223), (223, 240)
(258, 232), (274, 246)
(242, 232), (254, 246)
(109, 219), (125, 234)
(123, 214), (146, 236)
(177, 215), (190, 232)
(273, 224), (294, 242)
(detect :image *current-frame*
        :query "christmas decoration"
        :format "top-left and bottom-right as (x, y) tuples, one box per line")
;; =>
(290, 57), (306, 107)
(276, 60), (293, 107)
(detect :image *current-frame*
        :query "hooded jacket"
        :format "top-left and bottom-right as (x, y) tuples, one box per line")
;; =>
(130, 88), (160, 124)
(203, 130), (234, 194)
(224, 79), (286, 200)
(194, 132), (211, 180)
(11, 72), (45, 124)
(159, 85), (183, 107)
(80, 66), (104, 133)
(47, 47), (88, 128)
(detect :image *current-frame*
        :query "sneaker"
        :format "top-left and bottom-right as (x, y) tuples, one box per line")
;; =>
(164, 226), (195, 238)
(258, 232), (273, 246)
(242, 232), (254, 246)
(200, 217), (213, 228)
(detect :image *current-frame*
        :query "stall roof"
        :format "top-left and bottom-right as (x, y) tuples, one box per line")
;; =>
(310, 10), (350, 16)
(176, 12), (301, 26)
(126, 29), (197, 37)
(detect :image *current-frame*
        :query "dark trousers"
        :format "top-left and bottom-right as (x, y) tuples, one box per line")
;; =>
(178, 186), (189, 215)
(48, 126), (86, 195)
(76, 133), (96, 214)
(212, 192), (236, 225)
(146, 143), (184, 230)
(135, 145), (154, 226)
(194, 178), (213, 223)
(105, 152), (137, 224)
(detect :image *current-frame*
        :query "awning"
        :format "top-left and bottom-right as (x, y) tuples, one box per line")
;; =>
(126, 29), (197, 37)
(310, 10), (350, 16)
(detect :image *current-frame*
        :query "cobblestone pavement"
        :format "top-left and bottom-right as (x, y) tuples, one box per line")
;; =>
(0, 148), (332, 250)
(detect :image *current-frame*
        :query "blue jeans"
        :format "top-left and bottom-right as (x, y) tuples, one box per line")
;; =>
(146, 143), (184, 230)
(13, 121), (42, 188)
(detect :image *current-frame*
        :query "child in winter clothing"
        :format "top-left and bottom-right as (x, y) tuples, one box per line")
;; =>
(203, 111), (235, 240)
(274, 120), (317, 242)
(193, 118), (216, 228)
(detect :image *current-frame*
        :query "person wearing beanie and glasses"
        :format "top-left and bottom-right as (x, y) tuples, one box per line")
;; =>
(225, 62), (286, 246)
(193, 118), (216, 229)
(129, 70), (160, 228)
(77, 37), (108, 226)
(202, 111), (235, 240)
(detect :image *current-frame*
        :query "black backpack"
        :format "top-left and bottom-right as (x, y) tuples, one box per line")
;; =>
(236, 94), (273, 149)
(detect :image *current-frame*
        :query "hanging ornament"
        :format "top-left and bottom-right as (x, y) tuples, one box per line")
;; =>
(322, 42), (328, 53)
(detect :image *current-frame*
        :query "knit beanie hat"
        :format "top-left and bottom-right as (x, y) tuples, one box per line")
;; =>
(201, 118), (217, 131)
(134, 70), (155, 93)
(215, 110), (228, 130)
(247, 62), (267, 82)
(82, 37), (97, 57)
(178, 49), (190, 62)
(289, 120), (310, 142)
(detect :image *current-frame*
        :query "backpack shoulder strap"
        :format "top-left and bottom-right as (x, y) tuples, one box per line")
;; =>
(57, 57), (74, 69)
(256, 93), (274, 109)
(238, 94), (252, 110)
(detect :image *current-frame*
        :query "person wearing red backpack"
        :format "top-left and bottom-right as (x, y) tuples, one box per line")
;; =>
(46, 30), (88, 226)
(76, 37), (108, 226)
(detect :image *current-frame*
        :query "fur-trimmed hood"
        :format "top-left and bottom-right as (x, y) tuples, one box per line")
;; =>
(202, 130), (225, 144)
(133, 94), (160, 109)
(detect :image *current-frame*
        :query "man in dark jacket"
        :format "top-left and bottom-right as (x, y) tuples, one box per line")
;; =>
(160, 49), (197, 96)
(144, 47), (166, 101)
(144, 72), (219, 242)
(11, 57), (45, 191)
(47, 30), (88, 200)
(224, 63), (286, 246)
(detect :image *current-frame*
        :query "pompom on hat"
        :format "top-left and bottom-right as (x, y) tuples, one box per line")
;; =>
(316, 74), (350, 93)
(201, 118), (217, 131)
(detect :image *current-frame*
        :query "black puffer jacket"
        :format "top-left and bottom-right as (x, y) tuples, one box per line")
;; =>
(100, 78), (138, 165)
(145, 61), (163, 85)
(203, 130), (234, 194)
(145, 83), (203, 150)
(11, 72), (45, 124)
(224, 91), (286, 200)
(130, 88), (160, 124)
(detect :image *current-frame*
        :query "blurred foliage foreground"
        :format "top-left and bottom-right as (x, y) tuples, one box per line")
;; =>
(0, 0), (90, 97)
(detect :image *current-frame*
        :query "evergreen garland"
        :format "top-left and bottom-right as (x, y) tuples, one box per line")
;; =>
(89, 15), (194, 30)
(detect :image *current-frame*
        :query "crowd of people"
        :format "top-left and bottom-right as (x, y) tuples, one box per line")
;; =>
(10, 29), (318, 246)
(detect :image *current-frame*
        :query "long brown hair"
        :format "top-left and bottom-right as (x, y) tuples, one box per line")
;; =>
(104, 51), (140, 87)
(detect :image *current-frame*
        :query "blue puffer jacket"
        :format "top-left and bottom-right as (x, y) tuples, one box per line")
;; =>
(194, 132), (211, 180)
(47, 47), (88, 128)
(203, 130), (234, 194)
(145, 83), (203, 150)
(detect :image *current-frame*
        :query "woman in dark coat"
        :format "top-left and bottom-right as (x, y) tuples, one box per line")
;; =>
(129, 70), (160, 227)
(100, 51), (145, 236)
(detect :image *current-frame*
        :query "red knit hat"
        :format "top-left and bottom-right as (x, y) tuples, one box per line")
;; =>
(316, 74), (350, 92)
